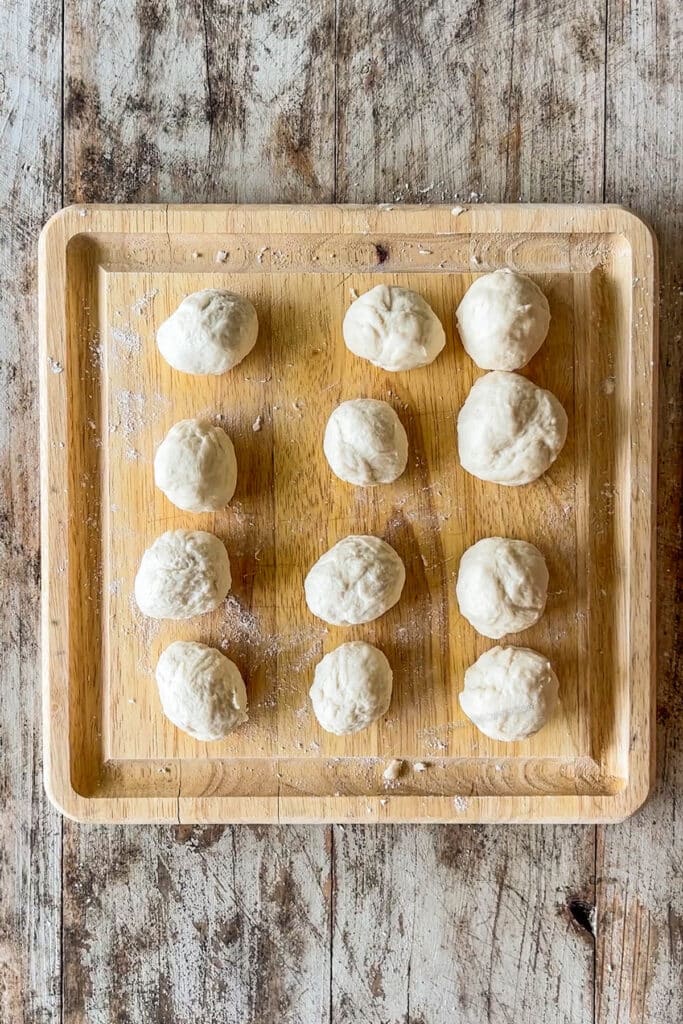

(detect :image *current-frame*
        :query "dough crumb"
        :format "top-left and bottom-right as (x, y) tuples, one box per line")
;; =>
(190, 251), (201, 259)
(49, 357), (63, 374)
(349, 287), (359, 300)
(256, 246), (269, 264)
(413, 761), (428, 773)
(252, 414), (263, 432)
(379, 798), (389, 806)
(383, 758), (404, 782)
(451, 206), (465, 216)
(215, 250), (229, 263)
(418, 247), (432, 255)
(601, 376), (616, 395)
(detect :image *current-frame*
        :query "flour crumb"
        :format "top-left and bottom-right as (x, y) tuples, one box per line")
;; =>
(252, 414), (263, 432)
(413, 761), (428, 773)
(110, 325), (141, 356)
(49, 357), (63, 374)
(601, 376), (616, 395)
(418, 247), (433, 255)
(349, 287), (359, 300)
(453, 796), (468, 811)
(131, 289), (158, 316)
(191, 251), (201, 260)
(451, 206), (465, 216)
(128, 698), (136, 705)
(379, 798), (389, 806)
(215, 250), (229, 263)
(383, 758), (404, 782)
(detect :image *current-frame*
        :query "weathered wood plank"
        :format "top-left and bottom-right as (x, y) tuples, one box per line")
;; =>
(61, 2), (336, 1020)
(64, 0), (336, 203)
(332, 826), (595, 1024)
(597, 2), (683, 1021)
(336, 0), (606, 205)
(332, 3), (606, 1021)
(63, 825), (331, 1024)
(0, 1), (62, 1021)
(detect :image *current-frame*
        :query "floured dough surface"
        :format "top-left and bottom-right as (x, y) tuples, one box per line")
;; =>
(343, 284), (446, 371)
(456, 537), (549, 638)
(456, 269), (550, 370)
(459, 645), (559, 741)
(457, 371), (567, 485)
(134, 530), (231, 619)
(154, 418), (237, 512)
(323, 398), (408, 486)
(156, 641), (248, 740)
(310, 641), (393, 735)
(304, 535), (405, 626)
(157, 288), (258, 375)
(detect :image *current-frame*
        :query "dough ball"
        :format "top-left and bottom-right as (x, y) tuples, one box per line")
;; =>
(304, 535), (405, 626)
(459, 646), (559, 741)
(456, 537), (549, 639)
(310, 641), (393, 735)
(156, 641), (248, 740)
(134, 530), (231, 619)
(323, 399), (408, 486)
(157, 288), (258, 375)
(457, 371), (567, 485)
(456, 269), (550, 370)
(343, 284), (446, 371)
(154, 418), (237, 512)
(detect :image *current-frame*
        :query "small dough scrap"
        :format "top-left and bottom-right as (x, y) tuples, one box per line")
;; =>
(457, 371), (567, 485)
(157, 288), (258, 375)
(310, 641), (393, 735)
(456, 537), (548, 639)
(343, 284), (446, 371)
(156, 641), (248, 740)
(134, 530), (231, 619)
(323, 398), (408, 486)
(154, 418), (237, 512)
(459, 645), (559, 741)
(304, 535), (405, 626)
(456, 268), (550, 370)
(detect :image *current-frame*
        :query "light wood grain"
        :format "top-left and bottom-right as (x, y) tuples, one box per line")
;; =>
(0, 2), (62, 1022)
(40, 202), (656, 824)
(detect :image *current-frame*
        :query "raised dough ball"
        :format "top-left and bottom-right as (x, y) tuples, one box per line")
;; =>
(343, 284), (446, 371)
(157, 289), (258, 375)
(456, 269), (551, 370)
(456, 537), (549, 639)
(309, 641), (393, 735)
(459, 645), (559, 741)
(457, 371), (567, 485)
(304, 535), (405, 626)
(154, 418), (237, 512)
(323, 399), (408, 486)
(156, 641), (248, 740)
(134, 530), (231, 619)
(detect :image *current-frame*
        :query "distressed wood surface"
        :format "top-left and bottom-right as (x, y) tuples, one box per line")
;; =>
(0, 1), (62, 1022)
(1, 0), (680, 1021)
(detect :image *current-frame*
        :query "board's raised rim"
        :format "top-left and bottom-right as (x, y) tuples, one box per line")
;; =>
(39, 203), (657, 826)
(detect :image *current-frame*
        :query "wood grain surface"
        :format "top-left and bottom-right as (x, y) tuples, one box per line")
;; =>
(1, 0), (681, 1021)
(40, 203), (655, 826)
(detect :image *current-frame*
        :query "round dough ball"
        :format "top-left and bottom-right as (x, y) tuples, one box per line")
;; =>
(156, 641), (248, 740)
(157, 288), (258, 375)
(459, 645), (559, 741)
(134, 530), (231, 619)
(457, 371), (567, 485)
(456, 269), (550, 370)
(154, 418), (237, 512)
(304, 535), (405, 626)
(343, 284), (446, 371)
(323, 399), (408, 486)
(456, 537), (549, 639)
(310, 641), (393, 735)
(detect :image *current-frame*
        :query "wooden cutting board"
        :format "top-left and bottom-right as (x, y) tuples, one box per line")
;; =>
(39, 203), (657, 823)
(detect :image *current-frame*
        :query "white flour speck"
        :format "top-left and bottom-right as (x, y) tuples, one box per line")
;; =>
(130, 289), (158, 316)
(49, 357), (63, 374)
(110, 325), (141, 357)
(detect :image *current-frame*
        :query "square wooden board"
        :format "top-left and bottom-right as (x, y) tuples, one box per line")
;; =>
(39, 203), (657, 823)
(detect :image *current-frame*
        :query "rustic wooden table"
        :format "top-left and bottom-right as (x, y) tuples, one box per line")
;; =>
(1, 2), (680, 1021)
